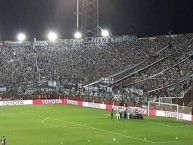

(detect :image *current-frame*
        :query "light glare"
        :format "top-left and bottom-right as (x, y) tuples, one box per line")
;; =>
(74, 31), (82, 39)
(17, 33), (26, 41)
(101, 29), (109, 37)
(48, 32), (57, 41)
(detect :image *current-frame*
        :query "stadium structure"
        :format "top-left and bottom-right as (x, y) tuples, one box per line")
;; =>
(1, 1), (193, 144)
(0, 0), (193, 112)
(1, 32), (193, 111)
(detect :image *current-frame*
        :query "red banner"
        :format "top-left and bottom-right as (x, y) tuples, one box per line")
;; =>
(106, 105), (112, 111)
(33, 99), (83, 106)
(62, 99), (67, 104)
(149, 109), (156, 116)
(77, 101), (83, 106)
(192, 115), (193, 122)
(33, 99), (63, 105)
(33, 100), (42, 105)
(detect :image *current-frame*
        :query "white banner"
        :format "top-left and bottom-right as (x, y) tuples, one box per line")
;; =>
(48, 81), (57, 87)
(0, 100), (32, 106)
(67, 100), (78, 105)
(5, 41), (31, 47)
(35, 41), (48, 46)
(100, 104), (106, 109)
(0, 87), (6, 92)
(156, 110), (192, 121)
(83, 102), (106, 109)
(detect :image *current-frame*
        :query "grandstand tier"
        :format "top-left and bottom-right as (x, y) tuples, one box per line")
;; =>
(0, 34), (193, 107)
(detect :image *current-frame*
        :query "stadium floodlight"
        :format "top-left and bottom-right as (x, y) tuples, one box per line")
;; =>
(17, 33), (26, 41)
(48, 32), (57, 41)
(74, 31), (82, 39)
(101, 29), (109, 37)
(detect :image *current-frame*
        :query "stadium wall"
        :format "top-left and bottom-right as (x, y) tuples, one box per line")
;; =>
(0, 99), (192, 122)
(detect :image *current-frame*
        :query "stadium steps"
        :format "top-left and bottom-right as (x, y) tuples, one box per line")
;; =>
(172, 85), (193, 106)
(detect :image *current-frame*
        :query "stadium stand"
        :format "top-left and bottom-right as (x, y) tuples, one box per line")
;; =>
(0, 34), (193, 107)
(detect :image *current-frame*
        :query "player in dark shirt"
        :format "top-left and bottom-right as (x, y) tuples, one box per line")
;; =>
(111, 109), (113, 120)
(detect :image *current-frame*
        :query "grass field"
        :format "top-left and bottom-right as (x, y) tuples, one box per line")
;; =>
(0, 104), (193, 145)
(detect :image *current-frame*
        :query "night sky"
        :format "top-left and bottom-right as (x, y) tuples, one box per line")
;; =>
(0, 0), (193, 40)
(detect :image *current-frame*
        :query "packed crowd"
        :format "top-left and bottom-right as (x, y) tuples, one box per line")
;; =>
(115, 39), (192, 101)
(123, 34), (193, 98)
(0, 34), (193, 99)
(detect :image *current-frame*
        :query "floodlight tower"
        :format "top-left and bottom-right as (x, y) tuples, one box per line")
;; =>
(74, 0), (82, 39)
(81, 0), (99, 37)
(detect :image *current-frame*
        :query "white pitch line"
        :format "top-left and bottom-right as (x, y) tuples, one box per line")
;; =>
(42, 118), (91, 129)
(42, 117), (193, 144)
(146, 120), (193, 128)
(21, 111), (154, 143)
(21, 111), (193, 144)
(152, 139), (193, 144)
(42, 117), (155, 143)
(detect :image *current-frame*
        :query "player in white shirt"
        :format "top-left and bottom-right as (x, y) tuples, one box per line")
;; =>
(116, 108), (120, 120)
(1, 136), (6, 145)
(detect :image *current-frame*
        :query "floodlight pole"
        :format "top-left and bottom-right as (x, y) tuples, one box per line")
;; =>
(76, 0), (80, 28)
(75, 0), (83, 29)
(97, 0), (99, 36)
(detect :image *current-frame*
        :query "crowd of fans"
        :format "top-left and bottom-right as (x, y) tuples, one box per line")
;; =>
(0, 33), (193, 102)
(124, 34), (193, 99)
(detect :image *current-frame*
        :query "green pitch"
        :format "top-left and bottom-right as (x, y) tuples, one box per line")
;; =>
(0, 105), (193, 145)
